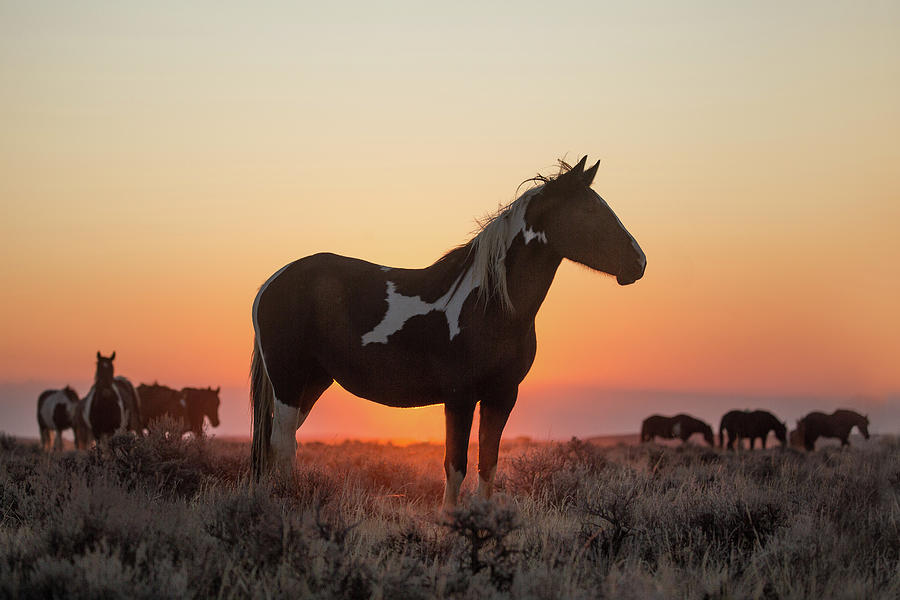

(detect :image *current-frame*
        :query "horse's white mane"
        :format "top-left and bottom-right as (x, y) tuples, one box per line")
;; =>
(466, 185), (544, 314)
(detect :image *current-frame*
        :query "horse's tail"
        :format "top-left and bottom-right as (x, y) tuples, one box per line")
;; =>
(718, 416), (725, 449)
(250, 338), (273, 481)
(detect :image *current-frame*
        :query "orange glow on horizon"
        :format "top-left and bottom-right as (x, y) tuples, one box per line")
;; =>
(1, 3), (898, 440)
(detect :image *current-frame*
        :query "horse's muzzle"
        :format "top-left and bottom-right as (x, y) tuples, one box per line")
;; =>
(617, 258), (646, 286)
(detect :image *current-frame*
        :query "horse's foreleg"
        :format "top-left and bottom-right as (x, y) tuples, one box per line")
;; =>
(477, 391), (516, 500)
(442, 401), (476, 511)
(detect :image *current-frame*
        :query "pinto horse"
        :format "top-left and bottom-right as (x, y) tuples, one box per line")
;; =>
(37, 386), (80, 451)
(719, 409), (787, 450)
(796, 409), (869, 451)
(640, 414), (714, 446)
(250, 157), (646, 509)
(74, 352), (141, 447)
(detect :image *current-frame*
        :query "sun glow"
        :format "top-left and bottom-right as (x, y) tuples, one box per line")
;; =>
(1, 2), (898, 439)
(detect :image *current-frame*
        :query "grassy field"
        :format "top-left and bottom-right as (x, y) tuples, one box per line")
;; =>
(1, 428), (898, 599)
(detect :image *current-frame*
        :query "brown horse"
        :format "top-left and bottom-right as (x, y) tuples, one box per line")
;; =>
(640, 414), (715, 446)
(137, 382), (186, 432)
(250, 157), (646, 509)
(135, 384), (221, 435)
(796, 409), (870, 451)
(182, 387), (221, 435)
(37, 386), (80, 451)
(719, 409), (787, 450)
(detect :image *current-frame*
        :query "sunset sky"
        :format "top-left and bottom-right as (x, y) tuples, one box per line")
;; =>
(2, 2), (898, 440)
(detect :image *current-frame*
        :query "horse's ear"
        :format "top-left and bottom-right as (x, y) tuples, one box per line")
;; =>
(571, 155), (587, 177)
(216, 386), (220, 394)
(96, 351), (101, 360)
(583, 159), (600, 185)
(110, 351), (116, 361)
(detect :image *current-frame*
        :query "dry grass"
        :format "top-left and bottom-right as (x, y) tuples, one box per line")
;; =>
(1, 429), (898, 599)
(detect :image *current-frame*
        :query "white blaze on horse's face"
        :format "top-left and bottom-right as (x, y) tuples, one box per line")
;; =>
(362, 192), (547, 345)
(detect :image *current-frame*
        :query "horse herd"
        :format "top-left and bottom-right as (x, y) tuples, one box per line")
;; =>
(36, 351), (221, 451)
(641, 409), (871, 451)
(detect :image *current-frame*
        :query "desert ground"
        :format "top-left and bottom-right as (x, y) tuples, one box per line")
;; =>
(1, 428), (897, 599)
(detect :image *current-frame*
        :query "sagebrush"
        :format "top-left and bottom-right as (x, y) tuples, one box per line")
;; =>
(1, 430), (898, 599)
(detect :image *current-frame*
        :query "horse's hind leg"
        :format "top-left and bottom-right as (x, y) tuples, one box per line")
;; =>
(39, 426), (50, 451)
(269, 360), (333, 471)
(53, 429), (64, 451)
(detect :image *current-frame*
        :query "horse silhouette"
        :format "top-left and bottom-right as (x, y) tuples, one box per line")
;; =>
(37, 386), (79, 451)
(719, 409), (787, 450)
(74, 352), (141, 447)
(640, 414), (714, 446)
(136, 383), (221, 435)
(182, 387), (221, 435)
(137, 382), (186, 432)
(796, 409), (869, 450)
(250, 157), (646, 509)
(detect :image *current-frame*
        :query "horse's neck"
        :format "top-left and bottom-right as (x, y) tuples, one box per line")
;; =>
(499, 236), (562, 323)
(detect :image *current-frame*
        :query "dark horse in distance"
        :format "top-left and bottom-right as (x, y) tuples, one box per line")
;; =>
(640, 414), (715, 446)
(137, 383), (221, 435)
(74, 352), (141, 448)
(37, 386), (80, 451)
(796, 409), (870, 451)
(250, 157), (646, 509)
(719, 409), (787, 450)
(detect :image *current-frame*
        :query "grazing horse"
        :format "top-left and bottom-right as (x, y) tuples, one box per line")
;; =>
(719, 409), (787, 450)
(250, 157), (646, 509)
(74, 352), (141, 447)
(640, 414), (715, 446)
(182, 386), (221, 435)
(137, 382), (186, 431)
(796, 409), (870, 451)
(37, 386), (80, 451)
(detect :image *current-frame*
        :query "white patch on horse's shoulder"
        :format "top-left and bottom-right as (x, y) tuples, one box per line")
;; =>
(523, 227), (547, 244)
(361, 192), (547, 346)
(362, 269), (479, 345)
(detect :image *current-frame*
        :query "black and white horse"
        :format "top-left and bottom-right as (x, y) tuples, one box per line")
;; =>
(37, 386), (80, 451)
(74, 352), (141, 447)
(250, 157), (646, 509)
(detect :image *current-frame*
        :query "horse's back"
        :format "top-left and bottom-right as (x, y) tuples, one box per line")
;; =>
(138, 383), (184, 426)
(254, 253), (392, 346)
(720, 410), (746, 429)
(642, 415), (673, 437)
